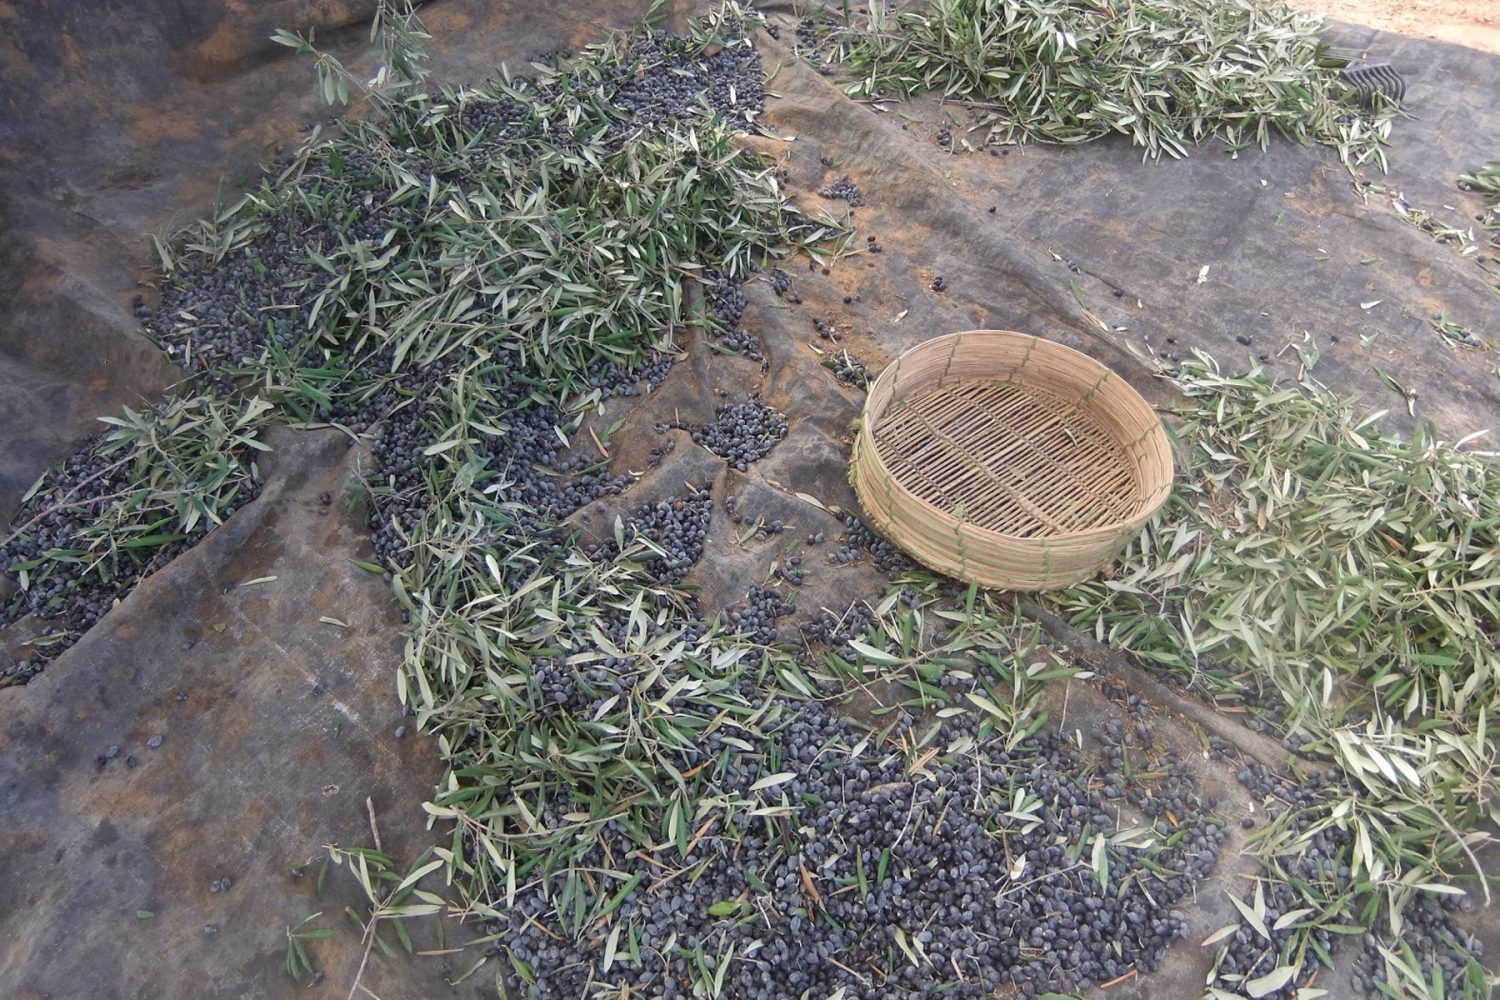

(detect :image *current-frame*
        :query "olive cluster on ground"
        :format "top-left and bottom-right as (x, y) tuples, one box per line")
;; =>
(687, 399), (789, 471)
(0, 10), (1483, 1000)
(0, 419), (261, 680)
(3, 18), (774, 664)
(486, 677), (1220, 1000)
(1221, 758), (1484, 999)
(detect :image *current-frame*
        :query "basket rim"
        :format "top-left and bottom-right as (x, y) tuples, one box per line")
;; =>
(856, 329), (1173, 545)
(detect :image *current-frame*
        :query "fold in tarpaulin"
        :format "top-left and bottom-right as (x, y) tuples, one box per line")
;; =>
(1, 1), (1498, 997)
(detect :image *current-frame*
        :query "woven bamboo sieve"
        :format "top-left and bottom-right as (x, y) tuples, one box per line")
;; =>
(850, 330), (1173, 591)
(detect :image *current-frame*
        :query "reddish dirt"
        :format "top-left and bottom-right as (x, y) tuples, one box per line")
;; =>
(1287, 0), (1500, 55)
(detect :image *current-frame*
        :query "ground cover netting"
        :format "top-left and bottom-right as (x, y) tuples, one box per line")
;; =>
(0, 395), (271, 683)
(0, 6), (1233, 997)
(1, 0), (1497, 998)
(1048, 355), (1498, 997)
(4, 4), (826, 672)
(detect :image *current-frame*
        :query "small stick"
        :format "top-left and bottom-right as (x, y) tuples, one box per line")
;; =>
(347, 936), (376, 1000)
(1, 485), (139, 550)
(684, 815), (718, 857)
(907, 746), (940, 775)
(366, 796), (383, 853)
(798, 857), (824, 910)
(1100, 968), (1138, 989)
(996, 862), (1085, 900)
(522, 912), (565, 941)
(828, 957), (869, 983)
(0, 453), (134, 549)
(932, 797), (952, 837)
(646, 860), (701, 895)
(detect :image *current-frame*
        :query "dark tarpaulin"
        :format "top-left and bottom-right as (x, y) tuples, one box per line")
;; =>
(2, 0), (1497, 996)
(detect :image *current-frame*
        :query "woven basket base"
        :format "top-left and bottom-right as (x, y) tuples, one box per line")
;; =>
(872, 378), (1138, 539)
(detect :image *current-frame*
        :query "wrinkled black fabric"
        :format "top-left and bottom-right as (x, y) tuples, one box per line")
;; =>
(2, 1), (1498, 996)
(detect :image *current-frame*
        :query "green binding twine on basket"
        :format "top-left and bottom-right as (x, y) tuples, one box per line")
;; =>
(939, 331), (963, 387)
(954, 512), (970, 580)
(1080, 368), (1113, 406)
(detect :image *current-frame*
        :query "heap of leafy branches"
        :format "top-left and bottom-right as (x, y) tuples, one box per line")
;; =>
(828, 0), (1394, 165)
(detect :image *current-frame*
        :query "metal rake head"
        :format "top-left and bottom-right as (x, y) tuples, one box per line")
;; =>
(1339, 62), (1406, 106)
